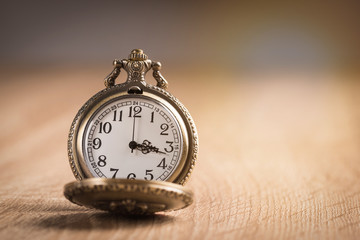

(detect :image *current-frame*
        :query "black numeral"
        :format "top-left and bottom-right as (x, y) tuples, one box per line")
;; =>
(110, 168), (119, 178)
(92, 138), (102, 149)
(97, 155), (107, 167)
(160, 123), (169, 135)
(164, 141), (174, 153)
(144, 170), (154, 180)
(150, 112), (154, 123)
(99, 122), (112, 134)
(127, 173), (136, 179)
(113, 110), (122, 121)
(157, 158), (167, 169)
(129, 106), (142, 118)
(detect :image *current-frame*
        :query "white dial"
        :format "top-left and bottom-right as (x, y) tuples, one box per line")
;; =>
(83, 96), (183, 181)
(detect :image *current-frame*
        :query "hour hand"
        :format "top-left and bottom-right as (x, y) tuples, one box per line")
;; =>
(136, 140), (166, 154)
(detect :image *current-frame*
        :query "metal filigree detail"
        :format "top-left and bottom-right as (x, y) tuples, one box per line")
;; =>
(153, 69), (168, 90)
(103, 49), (168, 89)
(104, 59), (122, 88)
(97, 200), (166, 214)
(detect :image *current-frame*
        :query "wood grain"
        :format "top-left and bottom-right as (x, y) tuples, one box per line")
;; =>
(0, 67), (359, 240)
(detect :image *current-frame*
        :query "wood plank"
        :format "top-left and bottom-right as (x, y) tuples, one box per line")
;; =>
(0, 68), (359, 239)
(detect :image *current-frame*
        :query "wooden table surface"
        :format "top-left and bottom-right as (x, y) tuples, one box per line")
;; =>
(1, 66), (360, 239)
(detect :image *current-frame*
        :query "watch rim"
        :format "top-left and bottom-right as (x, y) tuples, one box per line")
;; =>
(67, 82), (198, 185)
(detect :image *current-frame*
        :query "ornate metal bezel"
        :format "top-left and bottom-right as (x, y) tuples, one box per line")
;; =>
(67, 81), (198, 185)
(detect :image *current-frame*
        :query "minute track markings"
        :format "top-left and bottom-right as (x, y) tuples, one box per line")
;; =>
(85, 97), (182, 180)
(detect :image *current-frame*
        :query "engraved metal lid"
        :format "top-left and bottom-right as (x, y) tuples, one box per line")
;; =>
(64, 178), (193, 215)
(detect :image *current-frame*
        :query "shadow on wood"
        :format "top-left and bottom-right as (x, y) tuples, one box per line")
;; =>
(35, 212), (175, 230)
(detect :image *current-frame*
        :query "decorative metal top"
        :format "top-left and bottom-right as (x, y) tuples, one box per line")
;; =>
(104, 49), (168, 90)
(129, 49), (148, 61)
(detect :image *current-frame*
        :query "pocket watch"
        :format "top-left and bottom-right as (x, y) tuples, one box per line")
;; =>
(64, 49), (199, 215)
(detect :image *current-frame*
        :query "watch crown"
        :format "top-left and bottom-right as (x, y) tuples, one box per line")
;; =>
(129, 49), (148, 61)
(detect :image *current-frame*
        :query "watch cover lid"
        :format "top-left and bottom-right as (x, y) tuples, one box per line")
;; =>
(64, 178), (193, 215)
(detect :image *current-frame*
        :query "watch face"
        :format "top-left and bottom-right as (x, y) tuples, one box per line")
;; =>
(82, 95), (183, 181)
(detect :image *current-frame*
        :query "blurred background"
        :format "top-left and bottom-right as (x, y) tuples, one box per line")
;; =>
(1, 0), (359, 72)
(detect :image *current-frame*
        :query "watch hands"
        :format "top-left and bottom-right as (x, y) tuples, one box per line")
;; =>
(129, 140), (166, 154)
(137, 140), (167, 154)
